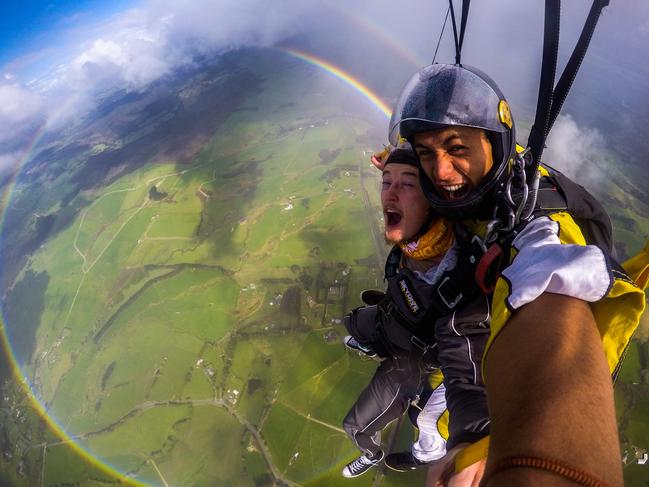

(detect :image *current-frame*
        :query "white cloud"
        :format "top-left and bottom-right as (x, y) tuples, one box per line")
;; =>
(543, 115), (608, 191)
(0, 0), (319, 170)
(67, 36), (169, 89)
(0, 83), (44, 125)
(37, 0), (318, 96)
(153, 0), (316, 54)
(0, 83), (46, 168)
(0, 151), (23, 176)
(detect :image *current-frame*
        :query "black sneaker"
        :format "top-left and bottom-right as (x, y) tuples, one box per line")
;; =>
(342, 450), (384, 478)
(343, 336), (377, 358)
(384, 451), (430, 472)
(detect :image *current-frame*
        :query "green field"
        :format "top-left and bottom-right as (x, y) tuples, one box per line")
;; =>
(1, 46), (647, 487)
(0, 49), (401, 486)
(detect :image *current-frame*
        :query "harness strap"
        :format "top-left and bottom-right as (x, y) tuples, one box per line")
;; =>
(547, 0), (610, 132)
(476, 175), (573, 292)
(528, 0), (560, 168)
(476, 244), (503, 294)
(528, 0), (610, 168)
(448, 0), (471, 65)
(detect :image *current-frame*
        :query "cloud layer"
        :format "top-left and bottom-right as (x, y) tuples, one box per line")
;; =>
(544, 114), (607, 193)
(0, 0), (319, 175)
(1, 0), (647, 178)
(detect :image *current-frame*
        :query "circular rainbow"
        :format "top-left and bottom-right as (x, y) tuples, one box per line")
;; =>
(0, 47), (395, 485)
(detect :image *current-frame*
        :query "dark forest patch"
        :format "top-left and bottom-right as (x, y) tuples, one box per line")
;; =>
(34, 214), (56, 243)
(101, 362), (116, 390)
(247, 378), (263, 395)
(280, 286), (301, 317)
(149, 185), (168, 201)
(318, 148), (340, 164)
(3, 269), (49, 365)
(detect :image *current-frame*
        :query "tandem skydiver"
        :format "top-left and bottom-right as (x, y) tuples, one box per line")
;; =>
(340, 143), (490, 479)
(387, 62), (649, 487)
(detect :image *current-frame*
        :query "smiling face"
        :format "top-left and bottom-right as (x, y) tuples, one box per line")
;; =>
(381, 163), (430, 244)
(413, 126), (494, 201)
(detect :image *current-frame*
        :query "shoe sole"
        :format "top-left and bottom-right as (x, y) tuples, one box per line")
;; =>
(384, 457), (428, 472)
(344, 344), (377, 358)
(385, 462), (418, 472)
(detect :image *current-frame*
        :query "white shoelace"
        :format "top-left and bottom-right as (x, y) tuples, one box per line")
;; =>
(348, 455), (374, 474)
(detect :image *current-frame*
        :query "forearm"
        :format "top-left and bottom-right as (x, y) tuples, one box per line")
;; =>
(483, 293), (622, 486)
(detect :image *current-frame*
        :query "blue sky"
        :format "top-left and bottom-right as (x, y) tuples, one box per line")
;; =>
(0, 0), (134, 70)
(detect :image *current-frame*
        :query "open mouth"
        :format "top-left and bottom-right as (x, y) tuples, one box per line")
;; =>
(438, 183), (471, 201)
(385, 209), (402, 227)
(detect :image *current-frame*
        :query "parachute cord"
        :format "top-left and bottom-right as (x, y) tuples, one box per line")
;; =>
(449, 1), (460, 64)
(432, 5), (450, 65)
(448, 0), (471, 65)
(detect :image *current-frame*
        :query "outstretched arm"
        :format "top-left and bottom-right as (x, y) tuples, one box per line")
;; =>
(483, 292), (622, 486)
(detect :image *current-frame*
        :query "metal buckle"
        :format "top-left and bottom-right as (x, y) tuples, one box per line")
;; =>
(471, 234), (487, 253)
(382, 300), (396, 317)
(410, 334), (428, 352)
(437, 276), (463, 309)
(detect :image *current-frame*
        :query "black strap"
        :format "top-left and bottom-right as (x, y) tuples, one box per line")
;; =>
(384, 246), (403, 279)
(527, 0), (609, 168)
(449, 0), (471, 65)
(547, 0), (610, 131)
(385, 230), (484, 320)
(528, 0), (560, 168)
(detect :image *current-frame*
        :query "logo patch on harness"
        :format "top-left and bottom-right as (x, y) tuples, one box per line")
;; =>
(398, 279), (420, 314)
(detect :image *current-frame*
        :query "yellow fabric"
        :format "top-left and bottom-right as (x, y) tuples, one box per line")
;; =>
(454, 436), (490, 472)
(459, 219), (489, 238)
(593, 278), (647, 375)
(400, 217), (454, 261)
(428, 368), (444, 389)
(483, 212), (648, 379)
(460, 216), (649, 474)
(374, 145), (392, 164)
(623, 238), (649, 290)
(427, 369), (449, 440)
(485, 279), (513, 362)
(549, 211), (587, 245)
(437, 409), (450, 441)
(452, 169), (648, 472)
(596, 237), (649, 375)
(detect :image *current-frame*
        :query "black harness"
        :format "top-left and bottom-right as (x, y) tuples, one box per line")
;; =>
(348, 166), (615, 361)
(367, 228), (484, 358)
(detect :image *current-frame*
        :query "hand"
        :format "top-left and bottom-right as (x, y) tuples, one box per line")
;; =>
(426, 444), (485, 487)
(370, 145), (392, 171)
(371, 153), (385, 171)
(445, 459), (485, 487)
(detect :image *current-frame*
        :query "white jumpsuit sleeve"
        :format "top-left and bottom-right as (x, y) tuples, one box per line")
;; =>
(501, 216), (612, 311)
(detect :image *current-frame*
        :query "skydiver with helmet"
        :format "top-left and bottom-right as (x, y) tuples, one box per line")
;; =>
(388, 62), (649, 486)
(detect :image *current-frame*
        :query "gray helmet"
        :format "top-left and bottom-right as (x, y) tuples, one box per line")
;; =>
(389, 63), (516, 219)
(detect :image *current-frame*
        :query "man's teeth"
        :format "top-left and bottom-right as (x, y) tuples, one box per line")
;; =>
(444, 184), (465, 193)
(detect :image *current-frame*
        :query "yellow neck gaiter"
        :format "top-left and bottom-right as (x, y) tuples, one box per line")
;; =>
(399, 218), (454, 261)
